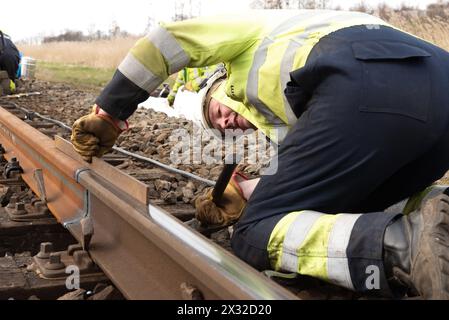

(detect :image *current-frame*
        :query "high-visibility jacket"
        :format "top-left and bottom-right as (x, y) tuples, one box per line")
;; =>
(167, 65), (220, 105)
(97, 10), (390, 143)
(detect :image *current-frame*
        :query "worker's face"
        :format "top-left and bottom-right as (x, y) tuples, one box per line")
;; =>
(208, 98), (254, 133)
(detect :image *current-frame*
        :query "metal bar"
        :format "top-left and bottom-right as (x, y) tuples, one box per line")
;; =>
(55, 136), (149, 205)
(212, 163), (238, 204)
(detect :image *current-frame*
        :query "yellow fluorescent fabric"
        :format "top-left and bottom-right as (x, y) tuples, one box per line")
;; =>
(130, 38), (169, 79)
(295, 214), (339, 281)
(267, 211), (363, 289)
(267, 212), (301, 271)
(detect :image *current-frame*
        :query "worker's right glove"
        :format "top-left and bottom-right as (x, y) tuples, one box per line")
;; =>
(71, 105), (128, 162)
(194, 172), (247, 227)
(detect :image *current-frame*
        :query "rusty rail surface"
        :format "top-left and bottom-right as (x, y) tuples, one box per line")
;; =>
(0, 106), (298, 300)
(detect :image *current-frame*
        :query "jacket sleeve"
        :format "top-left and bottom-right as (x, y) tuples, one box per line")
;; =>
(96, 14), (261, 120)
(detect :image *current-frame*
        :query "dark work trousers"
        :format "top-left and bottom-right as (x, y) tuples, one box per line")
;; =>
(0, 37), (20, 80)
(231, 25), (449, 279)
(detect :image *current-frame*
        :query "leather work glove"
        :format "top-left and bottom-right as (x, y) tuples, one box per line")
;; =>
(194, 172), (248, 227)
(71, 105), (128, 162)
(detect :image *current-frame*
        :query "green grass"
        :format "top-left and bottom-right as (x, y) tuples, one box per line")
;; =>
(35, 60), (177, 91)
(35, 61), (115, 89)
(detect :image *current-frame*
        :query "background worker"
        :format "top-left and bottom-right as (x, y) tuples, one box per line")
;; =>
(167, 65), (223, 106)
(0, 30), (20, 94)
(71, 10), (449, 299)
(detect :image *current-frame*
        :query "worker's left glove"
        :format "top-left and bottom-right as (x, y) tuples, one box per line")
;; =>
(194, 172), (247, 227)
(71, 105), (128, 162)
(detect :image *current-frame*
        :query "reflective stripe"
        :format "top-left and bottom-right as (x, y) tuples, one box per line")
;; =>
(268, 210), (363, 290)
(247, 10), (387, 130)
(280, 211), (322, 272)
(247, 36), (284, 126)
(280, 40), (301, 126)
(191, 68), (200, 78)
(268, 212), (300, 271)
(327, 214), (362, 290)
(271, 126), (290, 144)
(279, 20), (336, 126)
(147, 26), (190, 74)
(246, 11), (328, 127)
(193, 76), (203, 86)
(118, 53), (162, 92)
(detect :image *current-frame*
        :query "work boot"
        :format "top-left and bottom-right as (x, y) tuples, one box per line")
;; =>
(383, 194), (449, 299)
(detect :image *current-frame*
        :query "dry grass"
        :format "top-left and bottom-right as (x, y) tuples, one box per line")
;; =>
(19, 37), (140, 69)
(383, 11), (449, 51)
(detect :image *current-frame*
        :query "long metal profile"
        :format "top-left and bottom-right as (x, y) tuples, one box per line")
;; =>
(0, 106), (298, 300)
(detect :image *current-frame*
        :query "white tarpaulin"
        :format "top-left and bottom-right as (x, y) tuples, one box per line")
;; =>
(138, 87), (202, 124)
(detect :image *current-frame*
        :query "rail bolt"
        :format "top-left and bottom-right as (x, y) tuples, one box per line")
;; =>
(14, 202), (27, 215)
(45, 253), (65, 270)
(6, 195), (18, 209)
(37, 242), (54, 259)
(32, 200), (48, 213)
(4, 157), (23, 178)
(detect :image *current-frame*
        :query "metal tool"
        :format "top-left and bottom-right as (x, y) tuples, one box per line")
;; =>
(212, 162), (238, 205)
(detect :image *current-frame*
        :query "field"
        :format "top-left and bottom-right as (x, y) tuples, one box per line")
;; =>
(19, 37), (139, 88)
(20, 37), (139, 69)
(17, 9), (449, 90)
(384, 11), (449, 50)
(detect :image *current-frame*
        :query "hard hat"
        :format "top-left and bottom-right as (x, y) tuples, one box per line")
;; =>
(190, 66), (227, 140)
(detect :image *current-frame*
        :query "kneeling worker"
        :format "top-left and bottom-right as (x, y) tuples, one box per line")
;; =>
(71, 10), (449, 299)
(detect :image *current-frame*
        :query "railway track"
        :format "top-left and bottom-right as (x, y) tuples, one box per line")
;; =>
(0, 96), (299, 300)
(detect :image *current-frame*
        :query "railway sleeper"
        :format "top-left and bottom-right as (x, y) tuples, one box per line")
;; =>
(0, 185), (77, 256)
(0, 252), (115, 300)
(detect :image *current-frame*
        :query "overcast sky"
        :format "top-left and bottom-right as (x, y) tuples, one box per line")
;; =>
(0, 0), (440, 41)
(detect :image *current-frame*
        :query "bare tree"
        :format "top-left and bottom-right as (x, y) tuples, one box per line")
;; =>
(173, 0), (201, 21)
(250, 0), (330, 9)
(349, 1), (374, 14)
(109, 21), (121, 38)
(297, 0), (330, 9)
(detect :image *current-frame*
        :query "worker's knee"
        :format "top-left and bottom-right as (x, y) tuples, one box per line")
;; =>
(231, 215), (284, 271)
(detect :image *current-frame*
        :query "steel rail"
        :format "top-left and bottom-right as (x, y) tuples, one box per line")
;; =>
(0, 105), (298, 300)
(0, 99), (215, 186)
